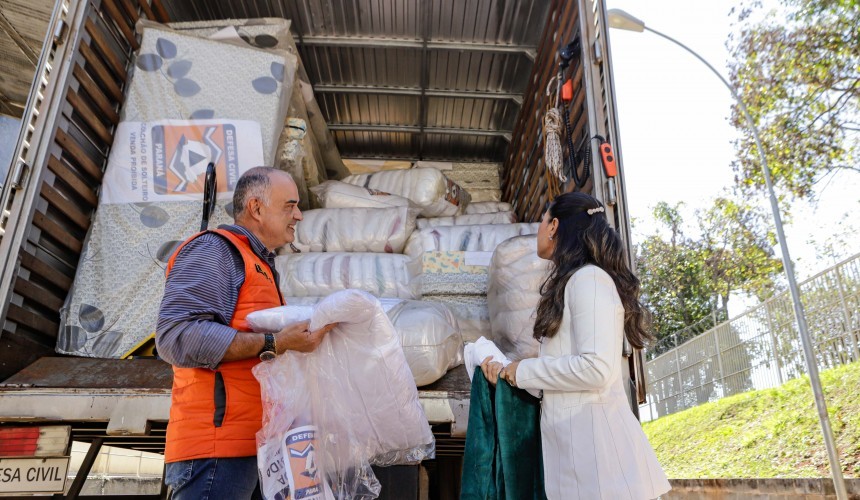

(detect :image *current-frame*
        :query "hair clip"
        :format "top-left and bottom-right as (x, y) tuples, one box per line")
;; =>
(586, 206), (605, 215)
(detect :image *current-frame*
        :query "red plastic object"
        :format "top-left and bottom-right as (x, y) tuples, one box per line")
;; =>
(562, 79), (574, 102)
(598, 141), (617, 177)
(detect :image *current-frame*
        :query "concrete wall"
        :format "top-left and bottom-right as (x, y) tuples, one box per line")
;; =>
(665, 478), (860, 499)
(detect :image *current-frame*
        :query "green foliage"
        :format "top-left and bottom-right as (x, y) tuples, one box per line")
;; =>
(636, 197), (783, 343)
(643, 361), (860, 478)
(728, 0), (860, 199)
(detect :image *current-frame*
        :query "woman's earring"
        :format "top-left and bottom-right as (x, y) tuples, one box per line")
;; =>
(549, 235), (554, 241)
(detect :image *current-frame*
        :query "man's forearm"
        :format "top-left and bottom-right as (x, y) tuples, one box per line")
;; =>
(221, 331), (268, 362)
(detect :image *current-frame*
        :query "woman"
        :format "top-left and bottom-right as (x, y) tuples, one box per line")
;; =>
(481, 192), (671, 500)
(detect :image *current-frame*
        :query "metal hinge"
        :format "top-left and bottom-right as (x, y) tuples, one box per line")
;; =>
(10, 161), (30, 190)
(53, 19), (68, 45)
(593, 40), (603, 63)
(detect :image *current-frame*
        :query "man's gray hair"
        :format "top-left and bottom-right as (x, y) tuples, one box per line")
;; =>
(232, 167), (292, 219)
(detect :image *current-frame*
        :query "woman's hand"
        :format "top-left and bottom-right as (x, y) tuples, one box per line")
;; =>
(500, 361), (520, 387)
(480, 356), (504, 385)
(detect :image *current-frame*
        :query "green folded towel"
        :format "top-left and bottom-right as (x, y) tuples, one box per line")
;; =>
(461, 370), (547, 500)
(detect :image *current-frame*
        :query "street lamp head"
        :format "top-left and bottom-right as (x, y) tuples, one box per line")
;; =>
(607, 8), (646, 33)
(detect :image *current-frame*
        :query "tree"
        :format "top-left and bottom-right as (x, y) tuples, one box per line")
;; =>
(636, 197), (783, 344)
(636, 198), (783, 416)
(728, 0), (860, 200)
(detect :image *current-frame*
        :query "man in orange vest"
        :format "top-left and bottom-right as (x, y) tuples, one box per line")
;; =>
(156, 167), (335, 499)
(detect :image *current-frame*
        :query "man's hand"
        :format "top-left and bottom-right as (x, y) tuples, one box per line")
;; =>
(275, 320), (337, 354)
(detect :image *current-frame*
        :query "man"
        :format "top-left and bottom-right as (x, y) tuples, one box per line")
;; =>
(156, 167), (334, 499)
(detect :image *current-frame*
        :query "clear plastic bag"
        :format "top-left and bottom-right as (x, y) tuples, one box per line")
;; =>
(311, 180), (413, 210)
(253, 290), (435, 499)
(342, 167), (470, 217)
(487, 235), (550, 360)
(247, 297), (463, 386)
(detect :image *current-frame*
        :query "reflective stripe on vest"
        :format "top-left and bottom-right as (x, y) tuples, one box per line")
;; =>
(163, 229), (284, 463)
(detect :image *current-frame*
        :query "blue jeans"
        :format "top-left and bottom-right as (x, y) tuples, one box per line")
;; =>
(164, 457), (263, 500)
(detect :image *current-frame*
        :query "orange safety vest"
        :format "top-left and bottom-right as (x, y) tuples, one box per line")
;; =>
(163, 228), (284, 463)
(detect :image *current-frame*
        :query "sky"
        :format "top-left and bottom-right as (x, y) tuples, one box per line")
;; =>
(606, 0), (860, 294)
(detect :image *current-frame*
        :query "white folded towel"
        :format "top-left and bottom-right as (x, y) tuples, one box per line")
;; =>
(463, 336), (511, 382)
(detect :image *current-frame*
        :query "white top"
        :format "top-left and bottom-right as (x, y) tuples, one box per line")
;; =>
(516, 265), (671, 500)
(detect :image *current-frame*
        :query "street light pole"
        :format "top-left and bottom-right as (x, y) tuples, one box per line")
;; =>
(606, 9), (848, 499)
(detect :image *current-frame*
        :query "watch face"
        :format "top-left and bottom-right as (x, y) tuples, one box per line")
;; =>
(259, 351), (276, 362)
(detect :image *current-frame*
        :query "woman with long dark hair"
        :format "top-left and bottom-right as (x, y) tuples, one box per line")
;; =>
(481, 192), (670, 499)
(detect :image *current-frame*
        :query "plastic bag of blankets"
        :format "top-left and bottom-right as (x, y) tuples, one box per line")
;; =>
(311, 180), (414, 210)
(252, 290), (434, 499)
(487, 235), (550, 360)
(275, 252), (418, 299)
(249, 296), (464, 386)
(283, 206), (419, 254)
(342, 167), (470, 217)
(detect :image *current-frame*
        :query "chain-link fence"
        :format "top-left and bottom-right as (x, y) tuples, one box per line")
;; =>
(640, 253), (860, 420)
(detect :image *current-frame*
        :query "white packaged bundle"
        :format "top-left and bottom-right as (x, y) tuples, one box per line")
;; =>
(286, 207), (418, 254)
(464, 201), (513, 214)
(275, 253), (418, 299)
(342, 167), (470, 217)
(248, 297), (462, 386)
(416, 211), (516, 229)
(423, 295), (490, 343)
(404, 223), (540, 258)
(311, 180), (413, 209)
(387, 301), (464, 386)
(253, 290), (434, 499)
(487, 235), (550, 360)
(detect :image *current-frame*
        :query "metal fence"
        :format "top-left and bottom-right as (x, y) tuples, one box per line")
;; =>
(640, 253), (860, 421)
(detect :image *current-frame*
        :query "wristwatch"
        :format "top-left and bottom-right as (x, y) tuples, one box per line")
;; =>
(259, 333), (276, 361)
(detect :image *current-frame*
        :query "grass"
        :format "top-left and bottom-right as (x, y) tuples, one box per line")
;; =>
(642, 361), (860, 478)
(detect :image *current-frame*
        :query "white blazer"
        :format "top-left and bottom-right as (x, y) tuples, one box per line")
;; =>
(516, 265), (671, 500)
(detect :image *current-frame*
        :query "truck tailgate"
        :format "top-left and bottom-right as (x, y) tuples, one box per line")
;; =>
(0, 357), (470, 454)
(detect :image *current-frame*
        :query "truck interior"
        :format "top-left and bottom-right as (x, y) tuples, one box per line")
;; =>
(0, 0), (639, 497)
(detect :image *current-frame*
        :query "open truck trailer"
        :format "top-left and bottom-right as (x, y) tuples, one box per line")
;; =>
(0, 0), (644, 497)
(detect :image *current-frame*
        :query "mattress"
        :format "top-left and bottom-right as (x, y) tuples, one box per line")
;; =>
(417, 251), (491, 296)
(57, 23), (294, 357)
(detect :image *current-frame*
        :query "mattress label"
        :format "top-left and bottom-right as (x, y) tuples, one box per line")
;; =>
(100, 119), (264, 204)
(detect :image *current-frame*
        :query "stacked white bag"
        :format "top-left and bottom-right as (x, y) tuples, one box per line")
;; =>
(465, 201), (513, 214)
(416, 211), (516, 229)
(287, 206), (418, 253)
(273, 166), (467, 385)
(342, 167), (470, 217)
(249, 298), (463, 387)
(311, 180), (413, 209)
(487, 235), (550, 360)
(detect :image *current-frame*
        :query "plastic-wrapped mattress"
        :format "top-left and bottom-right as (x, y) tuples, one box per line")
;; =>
(342, 167), (470, 217)
(285, 207), (418, 254)
(275, 253), (418, 299)
(57, 22), (294, 358)
(416, 211), (516, 229)
(487, 236), (550, 360)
